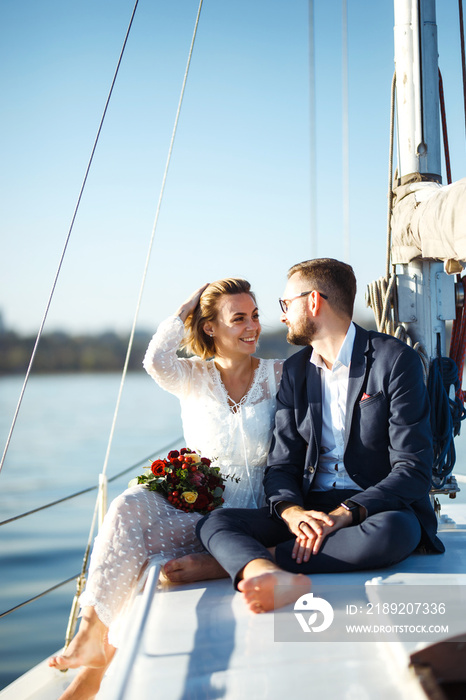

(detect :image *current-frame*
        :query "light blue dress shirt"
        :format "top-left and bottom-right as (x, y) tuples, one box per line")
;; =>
(310, 322), (362, 492)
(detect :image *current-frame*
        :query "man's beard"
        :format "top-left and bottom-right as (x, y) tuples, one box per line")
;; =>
(286, 317), (318, 346)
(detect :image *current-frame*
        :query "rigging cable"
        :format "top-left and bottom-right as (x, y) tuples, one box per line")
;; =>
(0, 437), (181, 619)
(386, 72), (396, 282)
(0, 438), (182, 528)
(0, 0), (141, 479)
(99, 0), (204, 485)
(64, 0), (205, 647)
(308, 0), (317, 257)
(1, 0), (204, 630)
(450, 276), (466, 406)
(459, 0), (466, 143)
(431, 61), (466, 487)
(0, 575), (81, 620)
(365, 73), (430, 371)
(443, 24), (466, 445)
(451, 0), (466, 411)
(438, 70), (452, 185)
(342, 0), (350, 263)
(365, 75), (397, 334)
(366, 70), (432, 383)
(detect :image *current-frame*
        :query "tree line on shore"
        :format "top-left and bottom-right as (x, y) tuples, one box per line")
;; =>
(0, 312), (377, 375)
(0, 328), (295, 374)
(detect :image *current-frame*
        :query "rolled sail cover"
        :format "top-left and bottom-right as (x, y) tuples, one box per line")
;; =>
(391, 177), (466, 267)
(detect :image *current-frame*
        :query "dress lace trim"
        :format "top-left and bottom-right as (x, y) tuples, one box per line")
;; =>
(210, 360), (264, 413)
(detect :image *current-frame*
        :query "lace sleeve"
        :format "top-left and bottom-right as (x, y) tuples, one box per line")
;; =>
(142, 316), (194, 397)
(273, 359), (284, 395)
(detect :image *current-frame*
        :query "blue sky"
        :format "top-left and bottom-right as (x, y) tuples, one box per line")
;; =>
(1, 0), (465, 336)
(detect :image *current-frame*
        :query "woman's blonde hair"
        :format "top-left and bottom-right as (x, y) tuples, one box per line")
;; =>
(182, 278), (256, 359)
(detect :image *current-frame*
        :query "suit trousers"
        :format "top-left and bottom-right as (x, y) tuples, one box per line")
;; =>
(197, 489), (422, 586)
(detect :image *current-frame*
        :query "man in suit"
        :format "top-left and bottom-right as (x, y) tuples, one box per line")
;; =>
(197, 258), (444, 613)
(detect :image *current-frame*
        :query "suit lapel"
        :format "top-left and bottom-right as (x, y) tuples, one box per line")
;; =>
(344, 325), (370, 451)
(306, 352), (323, 460)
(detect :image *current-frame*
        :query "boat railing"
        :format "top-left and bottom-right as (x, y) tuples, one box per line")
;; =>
(98, 560), (162, 700)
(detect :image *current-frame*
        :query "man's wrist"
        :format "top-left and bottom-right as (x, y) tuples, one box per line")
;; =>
(274, 501), (300, 520)
(339, 499), (364, 525)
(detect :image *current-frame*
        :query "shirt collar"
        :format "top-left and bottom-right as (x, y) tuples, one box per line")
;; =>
(310, 321), (356, 371)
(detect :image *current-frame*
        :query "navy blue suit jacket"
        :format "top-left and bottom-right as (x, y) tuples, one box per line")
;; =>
(264, 324), (444, 553)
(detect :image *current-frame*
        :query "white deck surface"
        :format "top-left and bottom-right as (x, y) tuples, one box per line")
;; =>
(1, 502), (464, 700)
(94, 502), (466, 700)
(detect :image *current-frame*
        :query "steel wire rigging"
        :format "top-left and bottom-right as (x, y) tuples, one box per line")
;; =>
(0, 0), (204, 633)
(0, 0), (141, 479)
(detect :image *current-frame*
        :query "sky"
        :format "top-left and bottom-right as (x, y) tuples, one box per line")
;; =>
(1, 0), (465, 337)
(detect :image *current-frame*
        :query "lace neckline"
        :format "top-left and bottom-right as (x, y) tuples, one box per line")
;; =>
(211, 359), (263, 413)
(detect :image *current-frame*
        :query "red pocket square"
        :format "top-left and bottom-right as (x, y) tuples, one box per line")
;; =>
(361, 392), (371, 401)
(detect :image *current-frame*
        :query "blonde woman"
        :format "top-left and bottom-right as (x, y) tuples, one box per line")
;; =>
(49, 278), (283, 700)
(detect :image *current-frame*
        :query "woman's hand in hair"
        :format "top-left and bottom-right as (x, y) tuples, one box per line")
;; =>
(176, 283), (210, 322)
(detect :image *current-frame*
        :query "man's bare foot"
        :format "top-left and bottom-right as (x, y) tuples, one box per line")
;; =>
(238, 570), (311, 613)
(162, 553), (228, 584)
(49, 609), (113, 671)
(56, 665), (108, 700)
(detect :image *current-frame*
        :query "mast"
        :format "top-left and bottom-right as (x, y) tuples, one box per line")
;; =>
(393, 0), (456, 359)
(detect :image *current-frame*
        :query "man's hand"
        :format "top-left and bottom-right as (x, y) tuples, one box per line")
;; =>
(279, 504), (354, 564)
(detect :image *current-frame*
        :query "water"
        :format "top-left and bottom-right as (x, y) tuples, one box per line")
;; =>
(0, 373), (465, 691)
(0, 372), (182, 691)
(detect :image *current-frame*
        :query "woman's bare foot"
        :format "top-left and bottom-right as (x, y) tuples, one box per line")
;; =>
(49, 608), (113, 670)
(57, 665), (109, 700)
(238, 569), (311, 613)
(163, 553), (228, 583)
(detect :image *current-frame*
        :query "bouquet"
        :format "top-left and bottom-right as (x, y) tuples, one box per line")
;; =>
(129, 448), (229, 515)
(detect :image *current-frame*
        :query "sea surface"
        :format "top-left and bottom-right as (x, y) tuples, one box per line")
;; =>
(0, 372), (465, 691)
(0, 372), (182, 691)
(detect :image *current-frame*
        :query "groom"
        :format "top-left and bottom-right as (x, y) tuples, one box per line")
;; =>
(197, 258), (444, 613)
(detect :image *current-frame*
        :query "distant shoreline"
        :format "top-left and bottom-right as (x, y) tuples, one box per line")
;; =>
(0, 314), (377, 375)
(0, 327), (294, 375)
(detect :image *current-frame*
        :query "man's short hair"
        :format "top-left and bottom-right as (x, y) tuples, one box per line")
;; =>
(288, 258), (357, 319)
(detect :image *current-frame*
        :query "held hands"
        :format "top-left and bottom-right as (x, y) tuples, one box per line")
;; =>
(280, 504), (353, 564)
(176, 283), (210, 322)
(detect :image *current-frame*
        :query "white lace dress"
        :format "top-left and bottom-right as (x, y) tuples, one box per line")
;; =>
(79, 316), (283, 646)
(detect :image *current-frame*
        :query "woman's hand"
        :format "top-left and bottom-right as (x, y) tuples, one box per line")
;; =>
(175, 283), (210, 322)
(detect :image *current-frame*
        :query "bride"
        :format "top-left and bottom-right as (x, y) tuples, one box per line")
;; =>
(48, 277), (283, 699)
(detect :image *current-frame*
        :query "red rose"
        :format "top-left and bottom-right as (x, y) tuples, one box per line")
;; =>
(197, 486), (213, 503)
(195, 492), (210, 509)
(208, 475), (222, 489)
(151, 459), (166, 476)
(167, 450), (180, 460)
(200, 457), (211, 467)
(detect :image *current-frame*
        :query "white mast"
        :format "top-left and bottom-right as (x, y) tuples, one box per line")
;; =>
(394, 0), (441, 178)
(393, 0), (456, 359)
